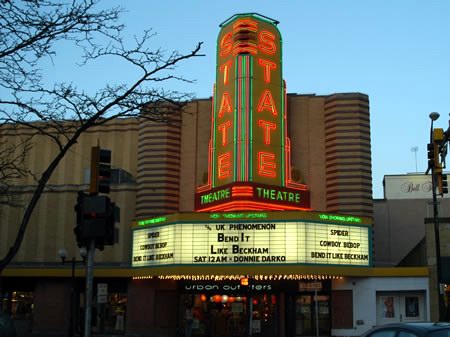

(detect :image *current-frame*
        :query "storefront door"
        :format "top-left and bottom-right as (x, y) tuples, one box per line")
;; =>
(181, 293), (278, 337)
(295, 294), (330, 337)
(376, 292), (426, 325)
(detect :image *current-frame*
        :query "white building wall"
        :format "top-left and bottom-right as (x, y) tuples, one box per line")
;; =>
(331, 276), (429, 336)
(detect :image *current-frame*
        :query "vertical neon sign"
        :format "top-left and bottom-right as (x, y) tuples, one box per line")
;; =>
(196, 13), (310, 212)
(212, 14), (284, 187)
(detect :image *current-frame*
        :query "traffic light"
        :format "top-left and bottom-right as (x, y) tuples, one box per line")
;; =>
(434, 129), (444, 169)
(437, 171), (448, 196)
(105, 203), (120, 246)
(428, 143), (436, 169)
(74, 191), (87, 247)
(73, 194), (113, 249)
(90, 146), (112, 194)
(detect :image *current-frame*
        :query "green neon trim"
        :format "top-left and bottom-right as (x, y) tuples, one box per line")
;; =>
(249, 56), (253, 181)
(318, 213), (362, 224)
(279, 35), (285, 186)
(212, 87), (217, 188)
(138, 216), (167, 226)
(234, 56), (239, 182)
(210, 212), (268, 220)
(280, 82), (285, 186)
(241, 56), (247, 180)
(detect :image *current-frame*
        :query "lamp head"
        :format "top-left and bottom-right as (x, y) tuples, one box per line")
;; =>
(58, 248), (67, 263)
(79, 247), (87, 260)
(430, 112), (440, 121)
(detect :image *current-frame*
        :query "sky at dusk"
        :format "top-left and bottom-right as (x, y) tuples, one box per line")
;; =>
(42, 0), (450, 198)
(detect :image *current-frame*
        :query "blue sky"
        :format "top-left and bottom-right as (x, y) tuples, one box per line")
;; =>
(43, 0), (450, 198)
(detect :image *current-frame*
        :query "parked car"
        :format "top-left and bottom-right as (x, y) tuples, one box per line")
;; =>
(362, 323), (450, 337)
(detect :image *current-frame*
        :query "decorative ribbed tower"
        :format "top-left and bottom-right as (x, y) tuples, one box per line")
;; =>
(195, 13), (310, 212)
(136, 115), (182, 219)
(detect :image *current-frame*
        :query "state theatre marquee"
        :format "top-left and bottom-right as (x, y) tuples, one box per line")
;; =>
(131, 212), (372, 268)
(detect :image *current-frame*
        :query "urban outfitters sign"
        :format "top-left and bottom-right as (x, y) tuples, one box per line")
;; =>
(132, 220), (370, 267)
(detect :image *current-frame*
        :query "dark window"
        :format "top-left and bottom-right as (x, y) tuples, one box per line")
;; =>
(111, 169), (135, 184)
(84, 168), (135, 184)
(331, 290), (353, 329)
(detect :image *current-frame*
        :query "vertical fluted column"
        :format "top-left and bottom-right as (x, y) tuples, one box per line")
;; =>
(135, 115), (182, 219)
(324, 93), (373, 217)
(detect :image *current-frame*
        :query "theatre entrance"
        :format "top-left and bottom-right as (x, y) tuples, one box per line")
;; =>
(180, 291), (278, 337)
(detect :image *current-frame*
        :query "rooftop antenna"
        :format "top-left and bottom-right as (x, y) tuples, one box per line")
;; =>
(411, 146), (418, 172)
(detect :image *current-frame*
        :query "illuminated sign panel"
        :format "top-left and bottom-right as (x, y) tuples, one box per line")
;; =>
(132, 220), (371, 267)
(195, 182), (310, 211)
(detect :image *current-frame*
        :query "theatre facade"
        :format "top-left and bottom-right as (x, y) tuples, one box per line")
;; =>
(0, 13), (428, 337)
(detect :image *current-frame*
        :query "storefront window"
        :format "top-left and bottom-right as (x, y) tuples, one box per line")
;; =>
(181, 293), (277, 337)
(103, 293), (127, 333)
(295, 294), (330, 337)
(8, 291), (33, 320)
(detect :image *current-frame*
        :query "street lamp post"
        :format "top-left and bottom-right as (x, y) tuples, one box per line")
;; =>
(58, 248), (87, 337)
(428, 112), (445, 321)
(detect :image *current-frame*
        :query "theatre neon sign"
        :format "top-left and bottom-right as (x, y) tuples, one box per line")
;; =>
(196, 14), (310, 212)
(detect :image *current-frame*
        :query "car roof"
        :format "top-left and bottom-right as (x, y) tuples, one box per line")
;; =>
(363, 323), (450, 336)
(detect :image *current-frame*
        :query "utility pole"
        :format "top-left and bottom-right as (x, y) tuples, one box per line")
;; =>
(84, 240), (95, 337)
(426, 112), (447, 321)
(74, 146), (120, 337)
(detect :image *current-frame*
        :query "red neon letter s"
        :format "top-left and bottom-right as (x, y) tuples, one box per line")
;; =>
(259, 31), (276, 55)
(218, 152), (232, 179)
(220, 33), (233, 57)
(258, 152), (276, 178)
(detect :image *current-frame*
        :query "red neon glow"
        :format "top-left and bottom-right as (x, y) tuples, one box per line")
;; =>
(218, 121), (232, 146)
(232, 185), (254, 197)
(257, 90), (277, 116)
(232, 192), (253, 197)
(258, 59), (276, 83)
(219, 60), (232, 85)
(233, 44), (257, 56)
(258, 120), (277, 145)
(236, 55), (251, 182)
(218, 152), (232, 179)
(258, 152), (276, 178)
(232, 186), (253, 191)
(197, 200), (310, 212)
(236, 56), (242, 181)
(280, 81), (308, 191)
(232, 19), (258, 33)
(258, 31), (276, 55)
(284, 137), (308, 191)
(244, 56), (250, 181)
(218, 92), (233, 118)
(220, 33), (233, 57)
(197, 140), (213, 192)
(197, 84), (216, 193)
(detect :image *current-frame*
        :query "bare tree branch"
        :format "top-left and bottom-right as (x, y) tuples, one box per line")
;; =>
(0, 0), (203, 273)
